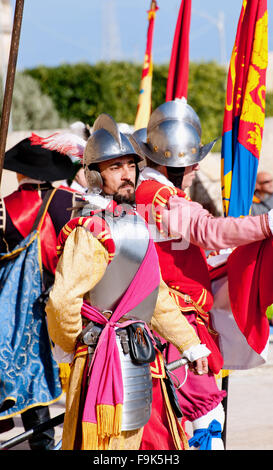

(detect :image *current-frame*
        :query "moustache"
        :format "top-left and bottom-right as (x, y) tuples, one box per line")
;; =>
(118, 180), (135, 190)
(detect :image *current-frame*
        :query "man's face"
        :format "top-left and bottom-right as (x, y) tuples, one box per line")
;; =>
(181, 163), (200, 190)
(98, 155), (136, 204)
(256, 172), (273, 196)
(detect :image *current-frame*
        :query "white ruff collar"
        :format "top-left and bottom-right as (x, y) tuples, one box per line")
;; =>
(137, 167), (173, 188)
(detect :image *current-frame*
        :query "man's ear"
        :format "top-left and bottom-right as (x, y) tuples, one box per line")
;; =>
(84, 165), (103, 192)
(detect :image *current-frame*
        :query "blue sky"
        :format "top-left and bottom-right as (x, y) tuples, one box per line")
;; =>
(10, 0), (273, 71)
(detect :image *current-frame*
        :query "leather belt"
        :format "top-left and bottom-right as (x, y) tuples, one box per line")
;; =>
(82, 308), (129, 327)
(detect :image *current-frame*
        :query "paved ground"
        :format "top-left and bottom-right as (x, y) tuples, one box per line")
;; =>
(1, 341), (273, 451)
(225, 341), (273, 450)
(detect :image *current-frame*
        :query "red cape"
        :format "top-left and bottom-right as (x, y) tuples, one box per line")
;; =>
(227, 237), (273, 355)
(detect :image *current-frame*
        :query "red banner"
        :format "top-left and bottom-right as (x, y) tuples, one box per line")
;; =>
(166, 0), (192, 101)
(221, 0), (268, 217)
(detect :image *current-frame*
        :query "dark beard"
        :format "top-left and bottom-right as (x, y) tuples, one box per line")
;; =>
(113, 190), (135, 206)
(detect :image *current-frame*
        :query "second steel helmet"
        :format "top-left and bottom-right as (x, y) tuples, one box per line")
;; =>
(131, 99), (217, 168)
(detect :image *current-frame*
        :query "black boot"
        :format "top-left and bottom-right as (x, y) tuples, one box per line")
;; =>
(21, 405), (55, 450)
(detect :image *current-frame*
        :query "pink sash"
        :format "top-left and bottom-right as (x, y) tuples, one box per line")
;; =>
(80, 237), (160, 447)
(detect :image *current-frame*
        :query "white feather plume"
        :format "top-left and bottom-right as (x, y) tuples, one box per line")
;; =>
(30, 132), (87, 163)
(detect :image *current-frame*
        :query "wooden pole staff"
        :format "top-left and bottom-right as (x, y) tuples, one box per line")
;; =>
(0, 0), (25, 189)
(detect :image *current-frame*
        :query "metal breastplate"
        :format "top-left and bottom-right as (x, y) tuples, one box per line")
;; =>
(88, 208), (159, 323)
(81, 322), (153, 431)
(116, 332), (152, 430)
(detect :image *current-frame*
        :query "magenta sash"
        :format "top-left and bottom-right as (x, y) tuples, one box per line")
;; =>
(80, 236), (160, 429)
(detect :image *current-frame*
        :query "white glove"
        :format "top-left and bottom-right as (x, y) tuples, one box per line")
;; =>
(182, 343), (211, 362)
(268, 209), (273, 235)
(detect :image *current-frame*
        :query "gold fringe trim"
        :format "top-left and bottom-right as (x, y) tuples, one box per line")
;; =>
(97, 403), (123, 438)
(81, 422), (100, 450)
(81, 404), (123, 450)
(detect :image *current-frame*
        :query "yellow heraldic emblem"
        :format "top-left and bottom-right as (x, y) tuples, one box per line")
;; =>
(240, 10), (268, 155)
(221, 169), (232, 217)
(225, 46), (237, 113)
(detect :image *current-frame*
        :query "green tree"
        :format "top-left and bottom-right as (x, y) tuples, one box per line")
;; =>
(266, 91), (273, 116)
(187, 62), (227, 151)
(0, 72), (66, 130)
(23, 61), (273, 141)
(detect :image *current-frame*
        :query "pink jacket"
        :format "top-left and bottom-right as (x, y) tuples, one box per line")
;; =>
(163, 195), (272, 251)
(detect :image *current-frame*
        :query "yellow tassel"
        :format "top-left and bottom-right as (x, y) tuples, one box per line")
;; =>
(58, 363), (71, 393)
(113, 404), (123, 436)
(96, 404), (122, 437)
(81, 404), (123, 449)
(81, 422), (99, 450)
(97, 404), (115, 438)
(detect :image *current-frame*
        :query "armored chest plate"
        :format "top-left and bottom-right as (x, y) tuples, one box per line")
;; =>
(88, 208), (159, 323)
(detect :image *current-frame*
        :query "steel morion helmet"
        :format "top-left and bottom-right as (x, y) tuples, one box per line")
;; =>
(131, 99), (217, 168)
(83, 113), (143, 191)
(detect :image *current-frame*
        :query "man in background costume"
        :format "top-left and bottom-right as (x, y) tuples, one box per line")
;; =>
(251, 170), (273, 216)
(0, 137), (83, 450)
(45, 113), (210, 450)
(61, 121), (91, 194)
(133, 99), (273, 450)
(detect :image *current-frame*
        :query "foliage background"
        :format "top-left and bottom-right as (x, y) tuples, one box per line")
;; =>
(1, 61), (272, 153)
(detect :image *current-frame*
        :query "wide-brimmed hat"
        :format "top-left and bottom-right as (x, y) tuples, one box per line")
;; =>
(4, 136), (78, 182)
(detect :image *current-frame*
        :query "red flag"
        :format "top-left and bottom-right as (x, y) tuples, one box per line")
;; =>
(166, 0), (192, 101)
(134, 1), (159, 130)
(221, 0), (268, 217)
(210, 237), (272, 370)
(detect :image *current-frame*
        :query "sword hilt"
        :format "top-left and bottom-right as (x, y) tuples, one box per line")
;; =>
(166, 357), (188, 371)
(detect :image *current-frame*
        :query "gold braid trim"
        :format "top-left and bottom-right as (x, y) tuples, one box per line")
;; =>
(151, 186), (178, 233)
(168, 287), (219, 336)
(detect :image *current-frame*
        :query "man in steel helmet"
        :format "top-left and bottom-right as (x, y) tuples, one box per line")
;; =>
(133, 99), (273, 450)
(45, 113), (209, 451)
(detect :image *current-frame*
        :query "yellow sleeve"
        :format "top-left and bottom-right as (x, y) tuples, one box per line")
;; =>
(150, 277), (200, 353)
(45, 226), (108, 354)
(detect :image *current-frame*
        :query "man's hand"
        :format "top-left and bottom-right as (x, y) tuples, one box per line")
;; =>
(188, 356), (208, 375)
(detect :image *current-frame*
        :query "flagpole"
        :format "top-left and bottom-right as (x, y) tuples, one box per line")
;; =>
(0, 0), (25, 188)
(220, 0), (268, 450)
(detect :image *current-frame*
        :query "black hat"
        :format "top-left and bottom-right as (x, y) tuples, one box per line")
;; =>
(4, 137), (78, 182)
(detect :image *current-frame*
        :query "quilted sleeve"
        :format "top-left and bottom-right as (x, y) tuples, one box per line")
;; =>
(46, 226), (109, 354)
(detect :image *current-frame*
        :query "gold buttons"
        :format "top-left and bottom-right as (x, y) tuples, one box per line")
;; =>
(153, 145), (158, 152)
(178, 152), (185, 158)
(191, 147), (197, 154)
(164, 150), (171, 158)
